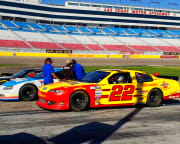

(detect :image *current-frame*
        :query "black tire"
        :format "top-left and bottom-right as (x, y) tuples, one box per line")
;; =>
(19, 84), (38, 101)
(70, 91), (89, 112)
(147, 88), (163, 107)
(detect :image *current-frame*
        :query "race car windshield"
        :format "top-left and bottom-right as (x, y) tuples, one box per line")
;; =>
(33, 72), (44, 79)
(79, 71), (110, 83)
(12, 70), (30, 79)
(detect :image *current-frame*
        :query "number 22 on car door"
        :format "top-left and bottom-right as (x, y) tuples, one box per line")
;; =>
(100, 84), (136, 105)
(100, 73), (136, 105)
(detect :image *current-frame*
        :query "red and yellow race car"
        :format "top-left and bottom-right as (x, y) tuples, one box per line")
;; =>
(37, 69), (180, 111)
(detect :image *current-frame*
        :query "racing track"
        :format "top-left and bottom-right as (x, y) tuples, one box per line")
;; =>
(0, 56), (180, 144)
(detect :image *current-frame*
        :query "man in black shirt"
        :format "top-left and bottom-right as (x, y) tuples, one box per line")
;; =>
(62, 60), (75, 80)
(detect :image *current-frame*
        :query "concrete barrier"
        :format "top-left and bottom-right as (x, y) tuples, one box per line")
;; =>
(15, 52), (69, 57)
(108, 55), (124, 58)
(130, 55), (161, 58)
(0, 52), (179, 59)
(0, 52), (13, 56)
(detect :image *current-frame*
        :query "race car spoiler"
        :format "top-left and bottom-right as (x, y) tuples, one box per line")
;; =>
(158, 75), (179, 81)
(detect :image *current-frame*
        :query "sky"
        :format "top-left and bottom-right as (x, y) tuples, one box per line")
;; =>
(41, 0), (180, 10)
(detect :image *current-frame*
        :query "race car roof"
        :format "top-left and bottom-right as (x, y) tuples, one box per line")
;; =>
(98, 69), (143, 73)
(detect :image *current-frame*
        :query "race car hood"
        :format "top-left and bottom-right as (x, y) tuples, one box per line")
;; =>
(2, 77), (40, 87)
(40, 80), (91, 92)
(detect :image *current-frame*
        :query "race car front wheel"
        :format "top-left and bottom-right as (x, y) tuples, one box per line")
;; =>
(70, 91), (89, 112)
(19, 84), (38, 101)
(147, 88), (163, 107)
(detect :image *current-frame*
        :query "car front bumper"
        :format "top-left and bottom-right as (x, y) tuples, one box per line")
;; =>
(36, 91), (69, 110)
(0, 88), (19, 100)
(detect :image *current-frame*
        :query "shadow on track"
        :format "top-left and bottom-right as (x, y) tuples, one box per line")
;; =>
(0, 133), (46, 144)
(0, 106), (143, 144)
(50, 106), (143, 144)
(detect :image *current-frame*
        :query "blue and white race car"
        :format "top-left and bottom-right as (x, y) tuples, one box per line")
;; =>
(0, 68), (63, 101)
(0, 68), (42, 85)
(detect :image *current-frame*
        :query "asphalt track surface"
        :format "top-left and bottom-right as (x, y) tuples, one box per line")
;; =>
(0, 56), (180, 144)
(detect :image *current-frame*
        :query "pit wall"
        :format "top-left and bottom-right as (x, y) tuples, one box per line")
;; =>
(0, 52), (179, 59)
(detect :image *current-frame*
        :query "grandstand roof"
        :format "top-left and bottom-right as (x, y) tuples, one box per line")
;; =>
(41, 0), (180, 10)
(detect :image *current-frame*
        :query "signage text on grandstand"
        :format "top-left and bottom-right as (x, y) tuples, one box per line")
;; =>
(104, 8), (170, 16)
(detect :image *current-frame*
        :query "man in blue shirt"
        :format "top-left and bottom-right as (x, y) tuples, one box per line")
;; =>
(43, 58), (60, 85)
(72, 59), (85, 81)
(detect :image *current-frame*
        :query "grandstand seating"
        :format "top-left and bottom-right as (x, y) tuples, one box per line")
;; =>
(130, 45), (158, 51)
(109, 27), (126, 35)
(40, 24), (56, 32)
(102, 44), (132, 51)
(155, 46), (180, 52)
(0, 40), (29, 48)
(64, 26), (78, 33)
(53, 25), (67, 32)
(0, 20), (180, 53)
(27, 23), (45, 31)
(1, 20), (17, 28)
(78, 27), (91, 33)
(85, 44), (104, 51)
(28, 41), (61, 49)
(101, 28), (114, 34)
(122, 28), (137, 35)
(14, 21), (30, 29)
(88, 27), (102, 33)
(61, 43), (88, 50)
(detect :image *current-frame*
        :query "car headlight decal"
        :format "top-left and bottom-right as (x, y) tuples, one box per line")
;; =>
(3, 86), (13, 90)
(48, 89), (63, 94)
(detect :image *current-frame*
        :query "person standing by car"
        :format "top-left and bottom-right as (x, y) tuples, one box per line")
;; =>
(62, 60), (75, 80)
(43, 58), (60, 85)
(72, 59), (85, 80)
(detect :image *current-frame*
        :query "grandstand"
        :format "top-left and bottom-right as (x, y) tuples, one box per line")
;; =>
(0, 0), (180, 54)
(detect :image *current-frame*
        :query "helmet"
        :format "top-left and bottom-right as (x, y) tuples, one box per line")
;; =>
(117, 75), (125, 83)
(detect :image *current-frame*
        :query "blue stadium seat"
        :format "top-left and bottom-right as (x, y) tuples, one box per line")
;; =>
(169, 30), (180, 37)
(0, 27), (6, 30)
(164, 30), (176, 37)
(53, 25), (67, 32)
(88, 27), (102, 33)
(27, 23), (45, 31)
(150, 29), (164, 37)
(101, 27), (114, 34)
(40, 24), (55, 31)
(109, 27), (126, 35)
(1, 20), (17, 28)
(14, 21), (30, 29)
(121, 28), (137, 35)
(64, 26), (78, 33)
(168, 30), (179, 36)
(78, 27), (91, 33)
(140, 29), (153, 37)
(0, 23), (6, 30)
(130, 28), (142, 35)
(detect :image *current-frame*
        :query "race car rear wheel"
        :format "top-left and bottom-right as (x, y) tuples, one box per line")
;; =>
(19, 84), (38, 101)
(147, 88), (163, 107)
(70, 91), (89, 112)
